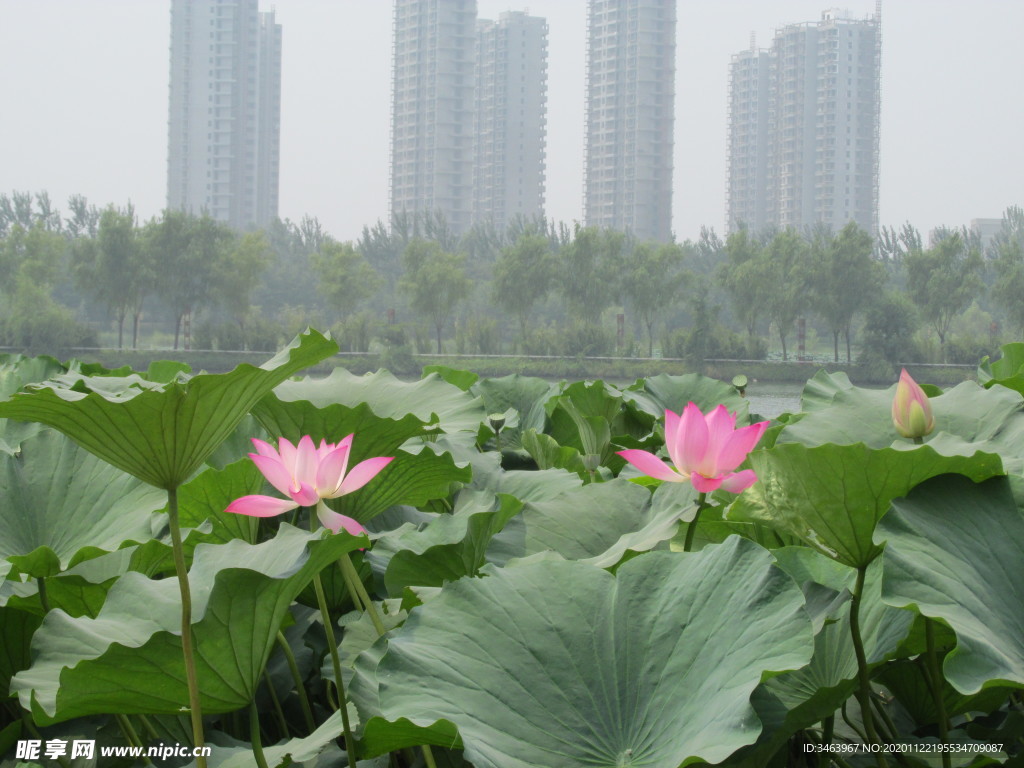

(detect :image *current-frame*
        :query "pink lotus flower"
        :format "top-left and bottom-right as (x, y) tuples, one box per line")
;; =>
(226, 435), (393, 535)
(618, 403), (769, 494)
(892, 368), (935, 439)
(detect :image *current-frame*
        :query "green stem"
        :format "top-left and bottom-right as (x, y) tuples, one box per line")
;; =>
(276, 630), (316, 733)
(312, 571), (357, 761)
(683, 492), (708, 552)
(850, 564), (887, 768)
(422, 743), (439, 768)
(250, 701), (271, 768)
(924, 618), (952, 768)
(167, 486), (207, 767)
(339, 553), (386, 636)
(36, 577), (50, 613)
(262, 668), (291, 740)
(822, 714), (834, 749)
(137, 713), (160, 741)
(115, 714), (154, 766)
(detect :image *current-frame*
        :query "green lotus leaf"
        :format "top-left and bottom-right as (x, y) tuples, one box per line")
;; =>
(486, 477), (682, 568)
(0, 606), (42, 705)
(0, 329), (337, 489)
(271, 368), (487, 435)
(12, 524), (364, 723)
(175, 457), (267, 545)
(0, 430), (166, 578)
(354, 536), (814, 767)
(780, 378), (1024, 461)
(623, 372), (750, 422)
(201, 710), (348, 767)
(329, 447), (472, 523)
(876, 659), (1014, 729)
(422, 364), (479, 391)
(729, 443), (1003, 568)
(876, 474), (1024, 693)
(470, 373), (556, 434)
(978, 341), (1024, 395)
(0, 353), (65, 455)
(372, 490), (523, 593)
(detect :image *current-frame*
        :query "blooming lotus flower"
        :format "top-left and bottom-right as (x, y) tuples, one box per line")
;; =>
(618, 402), (769, 493)
(892, 368), (935, 439)
(226, 435), (393, 535)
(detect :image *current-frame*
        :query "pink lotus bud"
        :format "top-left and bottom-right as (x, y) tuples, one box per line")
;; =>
(892, 369), (935, 439)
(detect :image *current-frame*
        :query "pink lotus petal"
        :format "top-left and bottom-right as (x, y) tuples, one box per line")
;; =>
(674, 402), (709, 473)
(714, 420), (769, 474)
(316, 501), (367, 536)
(293, 436), (319, 490)
(690, 472), (724, 494)
(251, 438), (280, 460)
(249, 452), (295, 497)
(277, 437), (298, 474)
(698, 405), (735, 476)
(336, 456), (394, 496)
(316, 442), (352, 496)
(719, 469), (759, 494)
(226, 494), (299, 518)
(289, 481), (320, 507)
(617, 449), (685, 482)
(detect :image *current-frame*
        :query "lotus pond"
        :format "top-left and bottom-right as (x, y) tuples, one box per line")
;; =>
(0, 330), (1022, 768)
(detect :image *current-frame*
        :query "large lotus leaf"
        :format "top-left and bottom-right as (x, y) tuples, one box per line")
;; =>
(0, 353), (65, 455)
(0, 430), (166, 578)
(252, 394), (431, 461)
(355, 536), (814, 767)
(978, 341), (1024, 395)
(470, 374), (556, 435)
(271, 368), (487, 435)
(176, 457), (267, 545)
(372, 491), (523, 593)
(329, 446), (472, 523)
(876, 474), (1024, 693)
(200, 710), (348, 767)
(13, 524), (364, 723)
(763, 555), (914, 732)
(470, 463), (584, 502)
(0, 606), (42, 703)
(780, 379), (1024, 460)
(729, 443), (1003, 568)
(0, 329), (337, 489)
(798, 369), (857, 411)
(623, 372), (750, 422)
(486, 477), (681, 568)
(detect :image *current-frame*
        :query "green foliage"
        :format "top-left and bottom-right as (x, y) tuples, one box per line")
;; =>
(400, 239), (472, 353)
(623, 241), (689, 356)
(311, 240), (382, 318)
(556, 226), (624, 325)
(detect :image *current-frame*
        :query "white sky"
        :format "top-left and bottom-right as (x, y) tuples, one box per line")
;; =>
(1, 0), (1021, 243)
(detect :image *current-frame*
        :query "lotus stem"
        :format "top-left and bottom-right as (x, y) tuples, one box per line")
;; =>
(250, 701), (271, 768)
(167, 486), (207, 767)
(138, 713), (159, 741)
(262, 668), (290, 739)
(36, 577), (50, 613)
(849, 564), (887, 768)
(115, 714), (154, 766)
(924, 618), (952, 768)
(339, 553), (386, 637)
(312, 571), (357, 760)
(682, 492), (708, 552)
(822, 714), (834, 748)
(422, 744), (439, 768)
(276, 630), (316, 733)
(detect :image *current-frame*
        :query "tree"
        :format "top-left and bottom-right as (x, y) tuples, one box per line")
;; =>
(991, 206), (1024, 335)
(557, 226), (624, 325)
(761, 228), (810, 360)
(400, 239), (472, 353)
(311, 240), (382, 319)
(718, 226), (765, 342)
(492, 232), (555, 345)
(904, 230), (984, 361)
(808, 222), (885, 363)
(623, 241), (688, 356)
(73, 204), (148, 349)
(214, 231), (273, 323)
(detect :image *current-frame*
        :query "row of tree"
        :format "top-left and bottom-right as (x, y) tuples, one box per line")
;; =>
(2, 189), (1023, 366)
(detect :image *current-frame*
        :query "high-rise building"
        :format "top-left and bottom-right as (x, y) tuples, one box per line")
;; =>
(167, 0), (282, 231)
(584, 0), (676, 243)
(390, 0), (477, 235)
(474, 12), (548, 232)
(726, 7), (881, 235)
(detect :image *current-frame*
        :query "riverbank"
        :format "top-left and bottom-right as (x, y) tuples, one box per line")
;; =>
(39, 347), (977, 387)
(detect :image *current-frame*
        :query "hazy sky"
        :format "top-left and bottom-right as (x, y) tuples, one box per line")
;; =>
(1, 1), (1021, 243)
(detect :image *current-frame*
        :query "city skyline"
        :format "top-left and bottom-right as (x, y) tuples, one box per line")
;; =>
(1, 1), (1021, 243)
